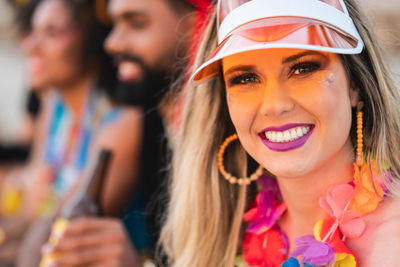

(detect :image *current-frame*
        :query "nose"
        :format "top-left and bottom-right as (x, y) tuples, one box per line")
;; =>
(104, 26), (128, 55)
(259, 78), (295, 117)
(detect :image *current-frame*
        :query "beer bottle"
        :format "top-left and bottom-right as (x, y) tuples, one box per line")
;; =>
(40, 149), (112, 266)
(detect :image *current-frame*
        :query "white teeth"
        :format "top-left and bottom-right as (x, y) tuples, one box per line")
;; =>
(290, 129), (297, 140)
(283, 131), (291, 141)
(264, 126), (312, 143)
(277, 132), (283, 142)
(296, 127), (303, 136)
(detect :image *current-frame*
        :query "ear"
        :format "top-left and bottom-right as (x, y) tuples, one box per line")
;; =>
(349, 87), (360, 108)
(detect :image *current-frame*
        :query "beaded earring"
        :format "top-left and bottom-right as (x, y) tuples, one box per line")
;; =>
(356, 102), (364, 167)
(217, 134), (264, 185)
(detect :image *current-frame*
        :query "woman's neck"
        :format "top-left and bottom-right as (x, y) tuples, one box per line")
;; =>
(59, 75), (96, 119)
(277, 139), (355, 238)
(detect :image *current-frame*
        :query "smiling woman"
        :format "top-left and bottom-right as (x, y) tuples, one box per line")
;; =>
(222, 49), (357, 178)
(160, 0), (400, 266)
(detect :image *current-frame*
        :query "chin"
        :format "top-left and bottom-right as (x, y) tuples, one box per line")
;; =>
(30, 79), (50, 90)
(260, 156), (315, 178)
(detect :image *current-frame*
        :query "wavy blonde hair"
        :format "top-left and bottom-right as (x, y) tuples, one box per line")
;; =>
(160, 1), (400, 266)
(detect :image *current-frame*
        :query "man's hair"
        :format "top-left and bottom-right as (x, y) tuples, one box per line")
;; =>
(165, 0), (196, 15)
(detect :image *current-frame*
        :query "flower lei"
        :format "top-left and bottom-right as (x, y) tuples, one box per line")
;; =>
(240, 162), (391, 267)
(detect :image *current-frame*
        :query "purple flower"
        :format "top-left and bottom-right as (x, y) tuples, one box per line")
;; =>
(244, 176), (286, 234)
(291, 236), (335, 266)
(381, 171), (394, 197)
(257, 175), (280, 193)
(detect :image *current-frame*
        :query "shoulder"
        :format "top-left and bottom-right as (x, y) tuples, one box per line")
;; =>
(375, 197), (400, 234)
(100, 107), (144, 127)
(373, 196), (400, 231)
(95, 107), (145, 149)
(360, 197), (400, 265)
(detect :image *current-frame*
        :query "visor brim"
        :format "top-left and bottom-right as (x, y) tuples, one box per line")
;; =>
(192, 17), (363, 82)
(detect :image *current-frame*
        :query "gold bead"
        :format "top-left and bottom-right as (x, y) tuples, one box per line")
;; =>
(229, 177), (238, 184)
(218, 134), (262, 186)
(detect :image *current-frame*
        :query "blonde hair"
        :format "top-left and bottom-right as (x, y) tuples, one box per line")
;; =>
(160, 1), (400, 266)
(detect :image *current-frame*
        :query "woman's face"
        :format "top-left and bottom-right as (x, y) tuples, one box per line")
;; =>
(22, 0), (84, 89)
(222, 49), (358, 178)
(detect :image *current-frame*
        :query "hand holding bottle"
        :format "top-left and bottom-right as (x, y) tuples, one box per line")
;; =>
(40, 217), (143, 267)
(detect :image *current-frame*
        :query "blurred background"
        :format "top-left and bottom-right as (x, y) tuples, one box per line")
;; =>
(0, 0), (399, 143)
(0, 0), (28, 143)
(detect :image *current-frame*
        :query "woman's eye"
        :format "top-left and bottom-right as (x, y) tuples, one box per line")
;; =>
(289, 62), (321, 76)
(228, 73), (260, 86)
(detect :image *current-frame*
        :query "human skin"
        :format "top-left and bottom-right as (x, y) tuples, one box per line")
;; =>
(222, 49), (358, 239)
(40, 0), (195, 266)
(104, 0), (194, 83)
(14, 1), (143, 265)
(21, 0), (144, 220)
(22, 0), (85, 90)
(17, 0), (97, 222)
(41, 217), (142, 267)
(222, 48), (358, 180)
(222, 48), (400, 265)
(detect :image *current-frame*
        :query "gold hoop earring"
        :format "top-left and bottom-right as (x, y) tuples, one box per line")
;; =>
(356, 102), (364, 167)
(217, 134), (264, 185)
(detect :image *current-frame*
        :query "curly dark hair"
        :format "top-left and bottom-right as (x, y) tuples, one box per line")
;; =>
(10, 0), (117, 95)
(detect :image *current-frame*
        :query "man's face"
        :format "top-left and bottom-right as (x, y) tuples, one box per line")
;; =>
(105, 0), (192, 84)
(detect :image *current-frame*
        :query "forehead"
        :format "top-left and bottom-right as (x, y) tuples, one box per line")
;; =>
(33, 0), (72, 27)
(108, 0), (174, 20)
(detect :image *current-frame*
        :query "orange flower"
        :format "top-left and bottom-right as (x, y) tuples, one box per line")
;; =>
(349, 162), (384, 215)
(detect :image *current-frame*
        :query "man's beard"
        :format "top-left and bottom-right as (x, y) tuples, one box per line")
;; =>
(113, 54), (171, 108)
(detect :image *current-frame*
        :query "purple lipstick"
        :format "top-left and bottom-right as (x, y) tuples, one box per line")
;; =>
(258, 123), (314, 152)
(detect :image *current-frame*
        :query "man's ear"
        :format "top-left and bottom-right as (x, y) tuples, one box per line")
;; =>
(350, 87), (360, 108)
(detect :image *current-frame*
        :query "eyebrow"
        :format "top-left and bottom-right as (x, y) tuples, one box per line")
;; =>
(282, 51), (329, 64)
(223, 51), (329, 76)
(223, 65), (256, 77)
(114, 10), (147, 21)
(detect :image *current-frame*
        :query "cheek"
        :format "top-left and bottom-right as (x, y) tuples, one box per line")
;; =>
(49, 38), (83, 76)
(322, 72), (352, 122)
(308, 71), (353, 144)
(226, 91), (260, 135)
(132, 22), (179, 69)
(128, 33), (166, 68)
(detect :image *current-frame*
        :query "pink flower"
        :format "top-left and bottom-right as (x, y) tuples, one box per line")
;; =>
(319, 184), (365, 239)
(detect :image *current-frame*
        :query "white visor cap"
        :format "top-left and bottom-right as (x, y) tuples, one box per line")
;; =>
(192, 0), (364, 82)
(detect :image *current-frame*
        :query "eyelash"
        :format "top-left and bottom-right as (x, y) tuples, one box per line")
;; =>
(227, 73), (260, 86)
(226, 60), (322, 87)
(130, 20), (148, 29)
(288, 60), (321, 77)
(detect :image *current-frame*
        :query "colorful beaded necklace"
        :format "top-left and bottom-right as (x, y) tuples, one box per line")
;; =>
(238, 162), (390, 267)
